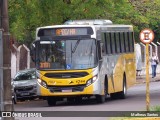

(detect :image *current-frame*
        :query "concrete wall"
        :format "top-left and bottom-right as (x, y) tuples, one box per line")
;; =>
(11, 53), (16, 79)
(11, 44), (35, 79)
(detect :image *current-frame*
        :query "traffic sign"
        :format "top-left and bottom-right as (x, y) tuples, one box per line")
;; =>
(139, 28), (154, 44)
(139, 28), (154, 111)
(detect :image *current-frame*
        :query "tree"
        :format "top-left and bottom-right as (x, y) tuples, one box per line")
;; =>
(8, 0), (160, 44)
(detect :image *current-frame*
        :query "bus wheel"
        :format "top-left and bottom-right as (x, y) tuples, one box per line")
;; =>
(110, 93), (118, 99)
(47, 97), (56, 106)
(118, 77), (127, 99)
(96, 94), (105, 103)
(110, 76), (127, 99)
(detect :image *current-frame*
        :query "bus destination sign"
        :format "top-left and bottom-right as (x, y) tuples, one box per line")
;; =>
(56, 28), (87, 36)
(38, 27), (93, 37)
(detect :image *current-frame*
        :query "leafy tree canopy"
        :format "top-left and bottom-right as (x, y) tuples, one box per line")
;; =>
(8, 0), (160, 45)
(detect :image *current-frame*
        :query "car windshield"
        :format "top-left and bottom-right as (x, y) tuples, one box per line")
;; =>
(14, 70), (36, 81)
(35, 39), (98, 70)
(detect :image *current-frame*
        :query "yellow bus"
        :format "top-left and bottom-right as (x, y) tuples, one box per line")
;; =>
(31, 19), (136, 106)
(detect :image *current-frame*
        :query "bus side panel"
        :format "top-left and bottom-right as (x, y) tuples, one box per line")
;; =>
(99, 56), (115, 94)
(100, 56), (115, 93)
(124, 53), (136, 88)
(113, 55), (125, 93)
(102, 53), (136, 94)
(108, 77), (115, 94)
(107, 55), (125, 93)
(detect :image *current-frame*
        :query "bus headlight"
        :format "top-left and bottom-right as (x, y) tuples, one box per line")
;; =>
(37, 78), (48, 88)
(86, 79), (92, 86)
(86, 75), (98, 87)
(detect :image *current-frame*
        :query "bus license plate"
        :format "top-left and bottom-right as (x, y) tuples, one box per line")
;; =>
(62, 89), (72, 92)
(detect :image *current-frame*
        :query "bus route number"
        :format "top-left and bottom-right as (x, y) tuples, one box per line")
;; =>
(40, 62), (51, 68)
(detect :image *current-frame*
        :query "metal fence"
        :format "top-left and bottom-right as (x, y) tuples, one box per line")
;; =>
(137, 42), (160, 75)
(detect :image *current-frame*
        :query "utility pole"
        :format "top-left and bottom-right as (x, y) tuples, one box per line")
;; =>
(0, 0), (4, 118)
(1, 0), (14, 120)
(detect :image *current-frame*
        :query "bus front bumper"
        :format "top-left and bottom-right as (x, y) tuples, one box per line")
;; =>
(37, 81), (101, 97)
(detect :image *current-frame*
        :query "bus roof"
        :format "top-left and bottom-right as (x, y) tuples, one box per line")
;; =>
(36, 19), (133, 31)
(36, 24), (133, 31)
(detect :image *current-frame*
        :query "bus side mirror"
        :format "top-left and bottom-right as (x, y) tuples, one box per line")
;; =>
(30, 43), (36, 62)
(30, 50), (35, 62)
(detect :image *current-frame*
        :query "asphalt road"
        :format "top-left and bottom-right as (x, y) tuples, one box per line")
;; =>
(14, 81), (160, 120)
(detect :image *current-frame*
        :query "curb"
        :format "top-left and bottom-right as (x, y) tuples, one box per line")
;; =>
(136, 75), (160, 84)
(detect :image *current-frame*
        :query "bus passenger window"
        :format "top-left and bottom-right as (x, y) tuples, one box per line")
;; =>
(101, 33), (106, 55)
(118, 32), (122, 53)
(101, 42), (106, 55)
(106, 33), (112, 54)
(124, 32), (129, 52)
(129, 32), (134, 52)
(120, 32), (125, 53)
(132, 32), (135, 51)
(127, 32), (131, 52)
(115, 32), (120, 53)
(111, 32), (115, 54)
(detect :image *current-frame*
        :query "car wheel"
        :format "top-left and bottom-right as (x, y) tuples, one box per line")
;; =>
(13, 93), (17, 104)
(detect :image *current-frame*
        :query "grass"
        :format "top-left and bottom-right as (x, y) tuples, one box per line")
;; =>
(149, 106), (160, 111)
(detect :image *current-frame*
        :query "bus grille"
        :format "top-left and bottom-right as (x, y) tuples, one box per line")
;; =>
(44, 72), (89, 78)
(48, 85), (85, 92)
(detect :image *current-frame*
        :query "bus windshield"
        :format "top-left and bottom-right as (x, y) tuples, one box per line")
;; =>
(35, 39), (97, 70)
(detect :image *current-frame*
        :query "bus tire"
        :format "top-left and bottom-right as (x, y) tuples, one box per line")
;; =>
(118, 76), (127, 99)
(47, 97), (56, 106)
(110, 75), (127, 99)
(110, 93), (117, 99)
(96, 94), (105, 103)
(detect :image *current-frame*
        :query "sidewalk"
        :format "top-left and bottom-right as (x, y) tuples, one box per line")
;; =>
(136, 73), (160, 84)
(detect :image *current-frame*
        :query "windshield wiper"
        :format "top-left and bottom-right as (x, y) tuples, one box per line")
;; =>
(72, 40), (80, 53)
